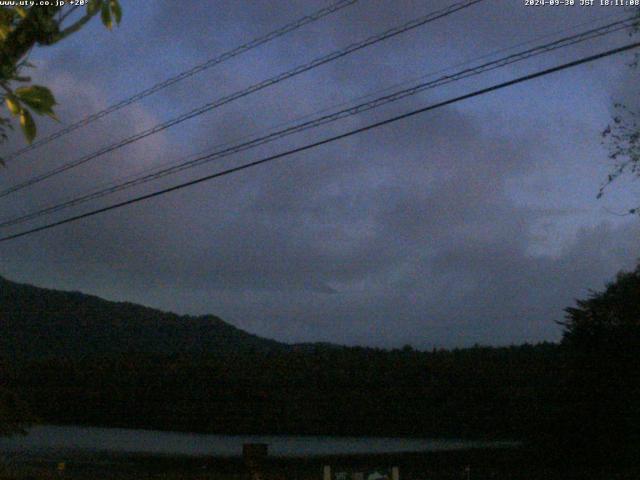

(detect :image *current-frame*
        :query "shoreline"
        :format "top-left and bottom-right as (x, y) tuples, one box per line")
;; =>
(3, 445), (640, 480)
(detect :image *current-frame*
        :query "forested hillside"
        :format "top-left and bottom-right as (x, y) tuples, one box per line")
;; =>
(0, 276), (285, 359)
(2, 271), (638, 451)
(5, 345), (565, 439)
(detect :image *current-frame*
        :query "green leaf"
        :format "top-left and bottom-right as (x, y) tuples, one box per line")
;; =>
(86, 0), (101, 16)
(101, 2), (112, 30)
(5, 95), (21, 116)
(14, 7), (27, 19)
(15, 85), (56, 116)
(110, 0), (122, 25)
(19, 109), (36, 144)
(0, 24), (10, 41)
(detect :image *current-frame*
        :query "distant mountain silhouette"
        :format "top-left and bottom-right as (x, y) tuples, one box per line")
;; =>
(2, 276), (576, 442)
(0, 275), (288, 359)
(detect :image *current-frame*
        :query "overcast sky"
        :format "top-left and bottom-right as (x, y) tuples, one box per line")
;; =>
(1, 0), (639, 348)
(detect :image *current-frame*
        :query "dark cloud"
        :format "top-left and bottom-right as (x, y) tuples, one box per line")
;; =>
(1, 0), (639, 348)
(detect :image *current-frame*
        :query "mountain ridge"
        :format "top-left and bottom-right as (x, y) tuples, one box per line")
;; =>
(0, 274), (289, 359)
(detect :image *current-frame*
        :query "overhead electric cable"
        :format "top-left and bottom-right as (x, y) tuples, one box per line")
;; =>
(0, 15), (634, 229)
(3, 0), (359, 162)
(0, 0), (484, 198)
(0, 40), (638, 243)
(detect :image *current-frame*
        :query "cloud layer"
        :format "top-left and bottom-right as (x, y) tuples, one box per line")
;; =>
(0, 0), (638, 348)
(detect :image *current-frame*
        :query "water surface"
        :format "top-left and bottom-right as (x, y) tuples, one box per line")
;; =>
(0, 425), (513, 457)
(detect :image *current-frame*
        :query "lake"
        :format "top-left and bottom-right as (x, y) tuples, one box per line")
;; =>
(0, 425), (513, 457)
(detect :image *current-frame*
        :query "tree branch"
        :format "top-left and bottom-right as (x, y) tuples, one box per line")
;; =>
(58, 5), (80, 25)
(55, 7), (100, 43)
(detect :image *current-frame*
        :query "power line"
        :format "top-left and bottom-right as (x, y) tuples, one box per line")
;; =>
(3, 0), (359, 162)
(1, 40), (637, 244)
(0, 15), (634, 230)
(0, 0), (485, 198)
(65, 11), (628, 199)
(33, 1), (621, 213)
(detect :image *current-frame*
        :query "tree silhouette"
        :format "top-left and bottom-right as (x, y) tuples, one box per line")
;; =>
(599, 8), (640, 213)
(0, 0), (122, 159)
(558, 262), (640, 450)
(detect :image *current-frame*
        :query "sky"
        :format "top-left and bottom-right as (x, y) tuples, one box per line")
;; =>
(0, 0), (639, 348)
